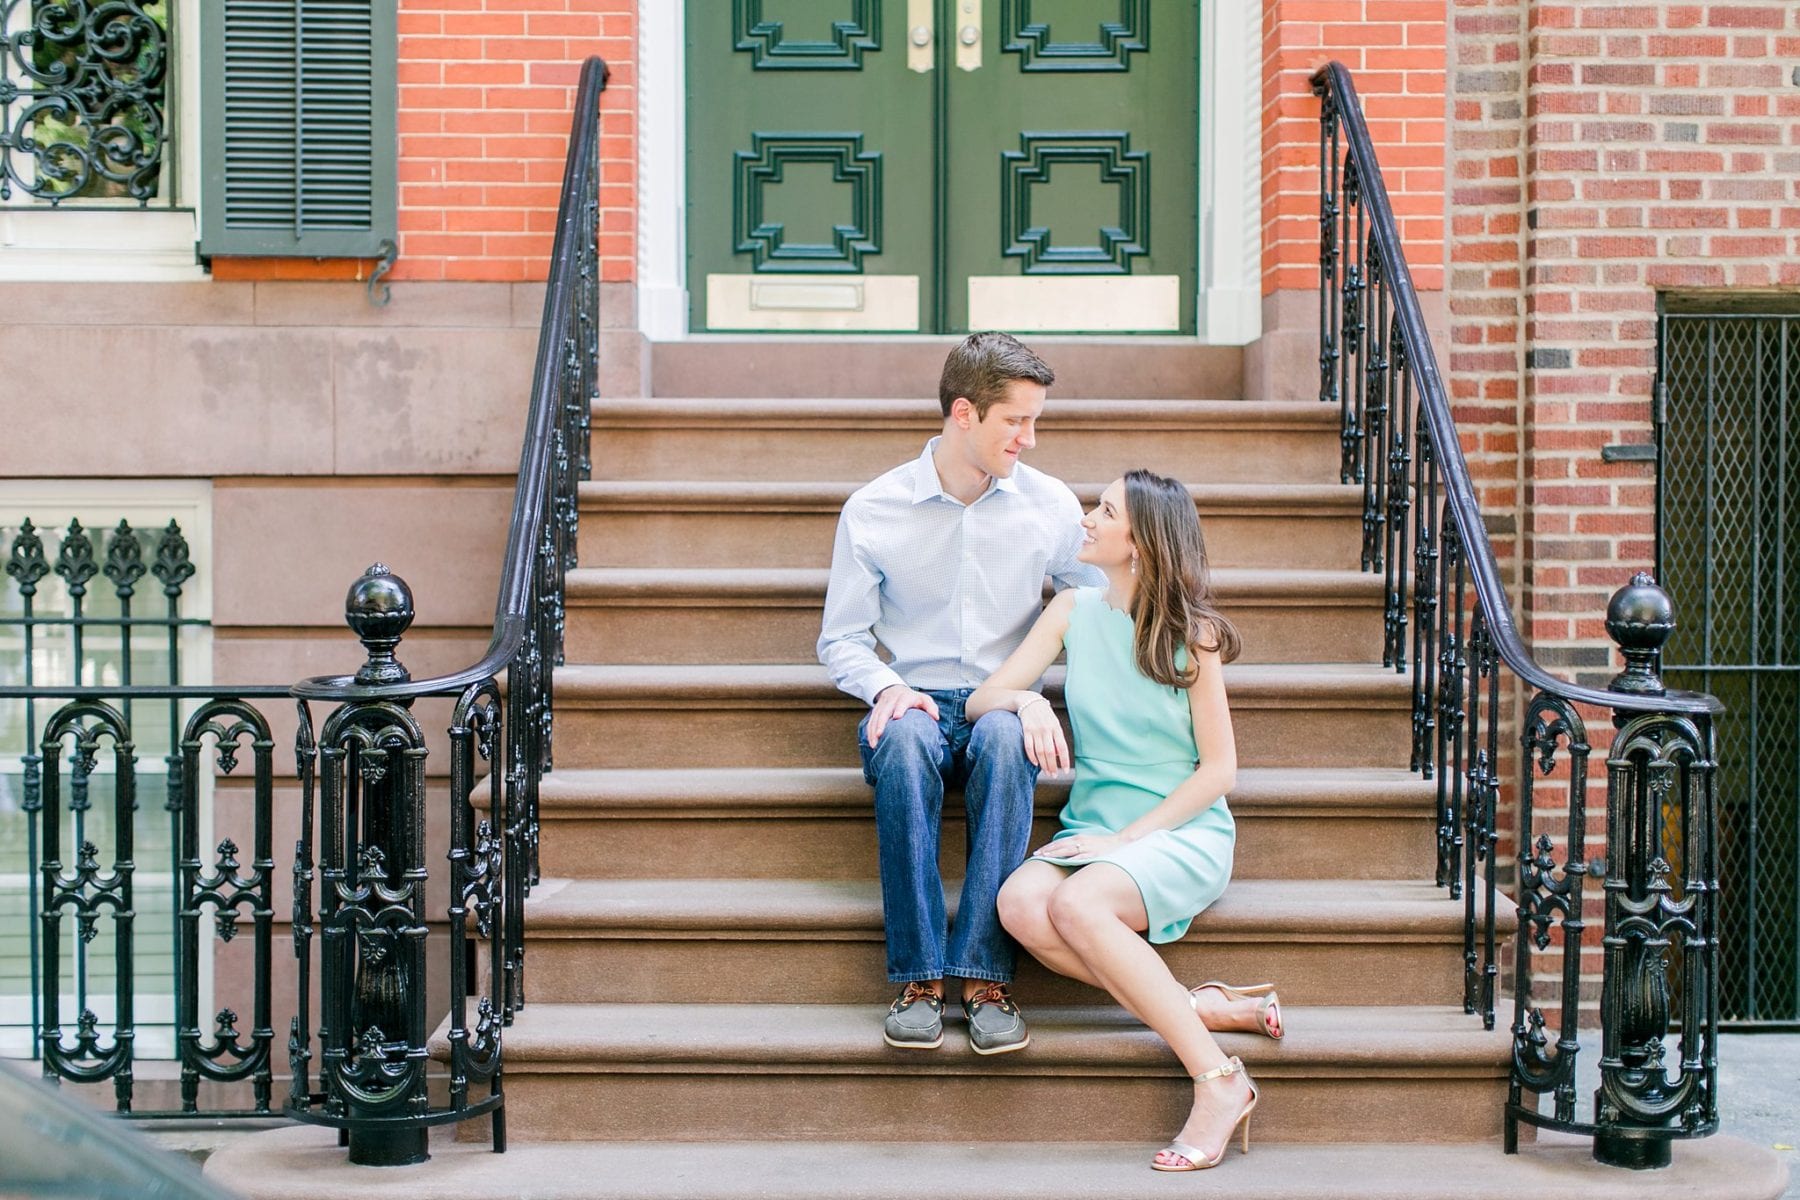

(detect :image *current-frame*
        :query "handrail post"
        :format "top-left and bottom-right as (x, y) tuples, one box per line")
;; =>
(1593, 574), (1719, 1168)
(307, 565), (433, 1166)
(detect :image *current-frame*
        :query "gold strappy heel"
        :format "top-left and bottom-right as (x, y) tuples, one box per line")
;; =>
(1150, 1055), (1258, 1171)
(1188, 980), (1283, 1040)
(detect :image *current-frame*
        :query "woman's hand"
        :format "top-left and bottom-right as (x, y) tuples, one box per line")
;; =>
(1033, 831), (1130, 862)
(1017, 694), (1071, 774)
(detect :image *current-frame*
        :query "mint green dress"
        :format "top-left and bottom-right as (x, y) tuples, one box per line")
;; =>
(1031, 587), (1235, 943)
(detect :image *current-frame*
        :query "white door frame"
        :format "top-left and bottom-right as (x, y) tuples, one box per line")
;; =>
(637, 3), (1262, 344)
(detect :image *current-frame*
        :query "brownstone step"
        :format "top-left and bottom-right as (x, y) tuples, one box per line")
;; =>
(206, 1125), (1791, 1200)
(591, 396), (1339, 484)
(648, 339), (1244, 400)
(563, 567), (1385, 666)
(551, 663), (1414, 772)
(534, 765), (1438, 882)
(576, 480), (1363, 570)
(459, 1002), (1513, 1144)
(521, 877), (1506, 1010)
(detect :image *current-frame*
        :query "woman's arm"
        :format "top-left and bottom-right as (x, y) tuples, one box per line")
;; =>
(968, 588), (1078, 771)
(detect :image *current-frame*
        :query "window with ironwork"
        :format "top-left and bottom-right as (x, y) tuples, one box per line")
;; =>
(0, 487), (210, 1059)
(0, 2), (171, 206)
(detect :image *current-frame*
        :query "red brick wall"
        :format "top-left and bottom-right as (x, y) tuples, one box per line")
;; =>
(393, 0), (636, 283)
(1262, 0), (1449, 296)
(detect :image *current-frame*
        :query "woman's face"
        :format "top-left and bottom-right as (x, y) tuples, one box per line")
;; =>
(1078, 478), (1135, 568)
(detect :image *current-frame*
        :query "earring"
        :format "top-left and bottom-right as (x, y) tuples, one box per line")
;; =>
(1130, 556), (1137, 576)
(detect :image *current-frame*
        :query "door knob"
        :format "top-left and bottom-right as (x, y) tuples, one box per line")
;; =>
(907, 0), (933, 72)
(956, 2), (982, 71)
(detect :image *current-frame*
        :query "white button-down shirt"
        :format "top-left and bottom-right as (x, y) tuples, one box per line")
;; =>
(818, 437), (1103, 705)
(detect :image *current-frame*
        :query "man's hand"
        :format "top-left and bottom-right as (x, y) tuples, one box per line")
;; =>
(866, 684), (940, 746)
(1017, 695), (1071, 774)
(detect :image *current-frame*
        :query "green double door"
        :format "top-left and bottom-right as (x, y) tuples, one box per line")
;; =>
(686, 1), (1198, 334)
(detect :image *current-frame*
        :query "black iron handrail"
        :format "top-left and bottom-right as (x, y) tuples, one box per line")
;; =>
(292, 59), (607, 706)
(1316, 63), (1707, 716)
(270, 56), (610, 1166)
(1313, 61), (1721, 1169)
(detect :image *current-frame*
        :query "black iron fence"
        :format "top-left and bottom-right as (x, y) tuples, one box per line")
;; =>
(1, 55), (608, 1165)
(2, 517), (284, 1116)
(1659, 310), (1800, 1028)
(1315, 62), (1722, 1168)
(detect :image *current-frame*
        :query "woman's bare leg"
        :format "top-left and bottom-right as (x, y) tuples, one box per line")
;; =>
(1044, 865), (1255, 1165)
(996, 861), (1109, 989)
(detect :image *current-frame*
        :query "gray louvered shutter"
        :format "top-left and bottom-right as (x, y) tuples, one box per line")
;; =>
(200, 1), (396, 256)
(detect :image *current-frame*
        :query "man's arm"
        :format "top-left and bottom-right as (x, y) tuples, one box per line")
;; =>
(817, 506), (906, 705)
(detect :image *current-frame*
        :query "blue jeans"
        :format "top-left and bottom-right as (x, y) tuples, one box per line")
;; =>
(858, 689), (1037, 984)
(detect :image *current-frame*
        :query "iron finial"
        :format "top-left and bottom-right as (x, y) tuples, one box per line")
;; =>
(1605, 571), (1673, 697)
(345, 563), (413, 686)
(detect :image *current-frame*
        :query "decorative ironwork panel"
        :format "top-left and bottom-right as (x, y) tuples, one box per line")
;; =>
(1000, 132), (1148, 273)
(1000, 0), (1148, 72)
(1659, 311), (1800, 1026)
(1, 516), (234, 1111)
(176, 699), (275, 1115)
(733, 0), (880, 70)
(733, 132), (882, 272)
(0, 0), (169, 204)
(36, 700), (136, 1108)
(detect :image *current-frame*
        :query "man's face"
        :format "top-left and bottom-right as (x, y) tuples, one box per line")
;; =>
(958, 378), (1046, 479)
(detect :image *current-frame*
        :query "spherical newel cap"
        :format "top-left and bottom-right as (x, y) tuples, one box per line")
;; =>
(345, 563), (413, 686)
(1606, 570), (1674, 697)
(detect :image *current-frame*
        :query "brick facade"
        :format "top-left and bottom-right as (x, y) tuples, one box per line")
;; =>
(1261, 0), (1449, 296)
(393, 0), (636, 283)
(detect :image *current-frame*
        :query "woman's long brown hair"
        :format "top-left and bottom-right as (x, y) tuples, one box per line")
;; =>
(1123, 468), (1241, 687)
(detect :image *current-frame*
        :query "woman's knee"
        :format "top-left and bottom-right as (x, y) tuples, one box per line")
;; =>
(1046, 874), (1116, 941)
(997, 871), (1056, 943)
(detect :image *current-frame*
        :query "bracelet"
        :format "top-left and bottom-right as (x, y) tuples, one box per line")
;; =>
(1018, 694), (1050, 714)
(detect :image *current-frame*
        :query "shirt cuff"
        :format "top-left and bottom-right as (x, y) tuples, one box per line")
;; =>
(856, 667), (907, 706)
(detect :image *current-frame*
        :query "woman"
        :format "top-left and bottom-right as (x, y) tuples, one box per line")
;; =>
(967, 468), (1279, 1172)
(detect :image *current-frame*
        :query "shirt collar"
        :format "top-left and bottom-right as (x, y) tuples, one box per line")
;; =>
(911, 436), (1020, 506)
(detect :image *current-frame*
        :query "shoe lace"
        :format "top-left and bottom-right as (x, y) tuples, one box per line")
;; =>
(897, 982), (941, 1008)
(965, 982), (1016, 1014)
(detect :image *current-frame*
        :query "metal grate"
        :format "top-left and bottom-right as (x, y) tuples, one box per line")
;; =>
(1659, 311), (1800, 1027)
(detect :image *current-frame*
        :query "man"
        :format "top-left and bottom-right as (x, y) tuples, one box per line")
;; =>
(818, 331), (1102, 1054)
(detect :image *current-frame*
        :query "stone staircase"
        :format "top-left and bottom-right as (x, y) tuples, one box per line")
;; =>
(207, 339), (1785, 1198)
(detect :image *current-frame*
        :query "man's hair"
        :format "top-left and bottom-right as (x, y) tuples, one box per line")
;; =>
(938, 331), (1055, 420)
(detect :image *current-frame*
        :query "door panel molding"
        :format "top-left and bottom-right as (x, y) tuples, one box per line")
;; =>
(733, 0), (882, 70)
(1000, 0), (1149, 72)
(1001, 132), (1149, 273)
(734, 134), (884, 272)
